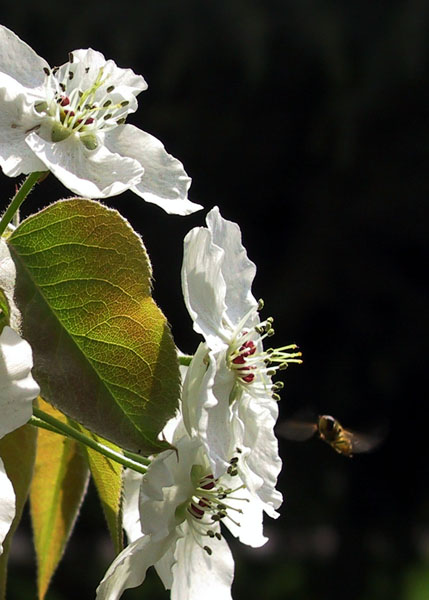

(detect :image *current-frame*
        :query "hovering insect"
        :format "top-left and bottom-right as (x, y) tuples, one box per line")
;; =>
(278, 414), (382, 457)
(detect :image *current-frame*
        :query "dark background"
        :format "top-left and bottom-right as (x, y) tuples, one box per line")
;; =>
(1, 1), (428, 598)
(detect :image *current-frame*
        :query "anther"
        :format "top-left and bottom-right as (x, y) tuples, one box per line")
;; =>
(106, 85), (115, 93)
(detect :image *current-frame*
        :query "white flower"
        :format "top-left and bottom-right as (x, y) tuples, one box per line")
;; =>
(97, 434), (267, 600)
(0, 325), (40, 554)
(0, 25), (202, 215)
(181, 206), (302, 515)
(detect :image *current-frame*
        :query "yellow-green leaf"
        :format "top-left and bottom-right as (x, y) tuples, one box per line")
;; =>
(0, 424), (37, 600)
(31, 399), (90, 600)
(8, 198), (180, 455)
(78, 425), (123, 554)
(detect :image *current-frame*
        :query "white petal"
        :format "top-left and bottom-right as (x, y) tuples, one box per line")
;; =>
(0, 458), (15, 556)
(235, 395), (282, 517)
(182, 344), (233, 478)
(181, 342), (216, 438)
(206, 207), (258, 327)
(0, 75), (46, 176)
(122, 469), (144, 543)
(0, 326), (39, 439)
(221, 480), (268, 548)
(25, 131), (143, 198)
(171, 522), (234, 600)
(203, 352), (236, 477)
(0, 240), (20, 331)
(154, 542), (176, 589)
(139, 438), (201, 541)
(96, 533), (174, 600)
(182, 226), (230, 347)
(0, 25), (49, 89)
(104, 125), (201, 215)
(61, 49), (147, 115)
(73, 49), (146, 91)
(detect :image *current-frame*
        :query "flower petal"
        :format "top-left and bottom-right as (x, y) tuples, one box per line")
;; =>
(0, 326), (39, 439)
(104, 125), (201, 215)
(182, 226), (229, 347)
(222, 480), (268, 548)
(96, 533), (175, 600)
(234, 395), (282, 517)
(67, 48), (147, 100)
(154, 542), (176, 590)
(122, 469), (144, 543)
(182, 344), (235, 478)
(0, 25), (49, 89)
(25, 131), (143, 198)
(139, 437), (201, 542)
(171, 522), (234, 600)
(206, 207), (258, 327)
(0, 76), (46, 176)
(0, 457), (15, 556)
(59, 49), (147, 115)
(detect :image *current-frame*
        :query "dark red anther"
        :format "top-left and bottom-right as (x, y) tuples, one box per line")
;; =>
(64, 109), (75, 117)
(199, 498), (210, 508)
(232, 340), (256, 365)
(189, 503), (204, 519)
(59, 96), (70, 106)
(84, 117), (95, 125)
(240, 341), (256, 357)
(241, 371), (255, 383)
(201, 475), (215, 490)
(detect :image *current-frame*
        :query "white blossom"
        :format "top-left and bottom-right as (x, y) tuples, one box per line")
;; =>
(181, 206), (302, 515)
(97, 431), (267, 600)
(0, 25), (201, 215)
(0, 325), (40, 554)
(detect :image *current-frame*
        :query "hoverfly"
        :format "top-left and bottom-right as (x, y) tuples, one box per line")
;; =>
(278, 414), (382, 457)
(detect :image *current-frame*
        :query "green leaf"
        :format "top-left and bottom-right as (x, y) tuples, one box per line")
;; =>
(0, 424), (37, 600)
(8, 198), (180, 454)
(30, 399), (90, 600)
(78, 424), (123, 554)
(0, 289), (10, 333)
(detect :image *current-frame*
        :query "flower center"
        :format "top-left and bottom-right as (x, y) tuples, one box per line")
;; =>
(34, 53), (131, 150)
(185, 460), (247, 555)
(227, 300), (302, 400)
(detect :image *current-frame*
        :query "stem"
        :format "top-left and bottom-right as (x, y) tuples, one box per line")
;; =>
(31, 407), (148, 475)
(0, 172), (46, 237)
(123, 449), (151, 466)
(178, 354), (193, 366)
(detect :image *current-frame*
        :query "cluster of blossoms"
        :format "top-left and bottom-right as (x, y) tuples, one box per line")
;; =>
(97, 207), (302, 599)
(0, 24), (301, 600)
(0, 25), (201, 215)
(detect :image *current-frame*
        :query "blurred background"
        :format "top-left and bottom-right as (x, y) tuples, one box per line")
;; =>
(0, 1), (428, 598)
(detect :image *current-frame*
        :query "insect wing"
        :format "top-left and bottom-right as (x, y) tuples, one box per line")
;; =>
(277, 419), (318, 442)
(343, 429), (384, 454)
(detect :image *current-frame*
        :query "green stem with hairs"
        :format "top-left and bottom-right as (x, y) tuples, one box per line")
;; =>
(0, 172), (46, 237)
(30, 407), (149, 475)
